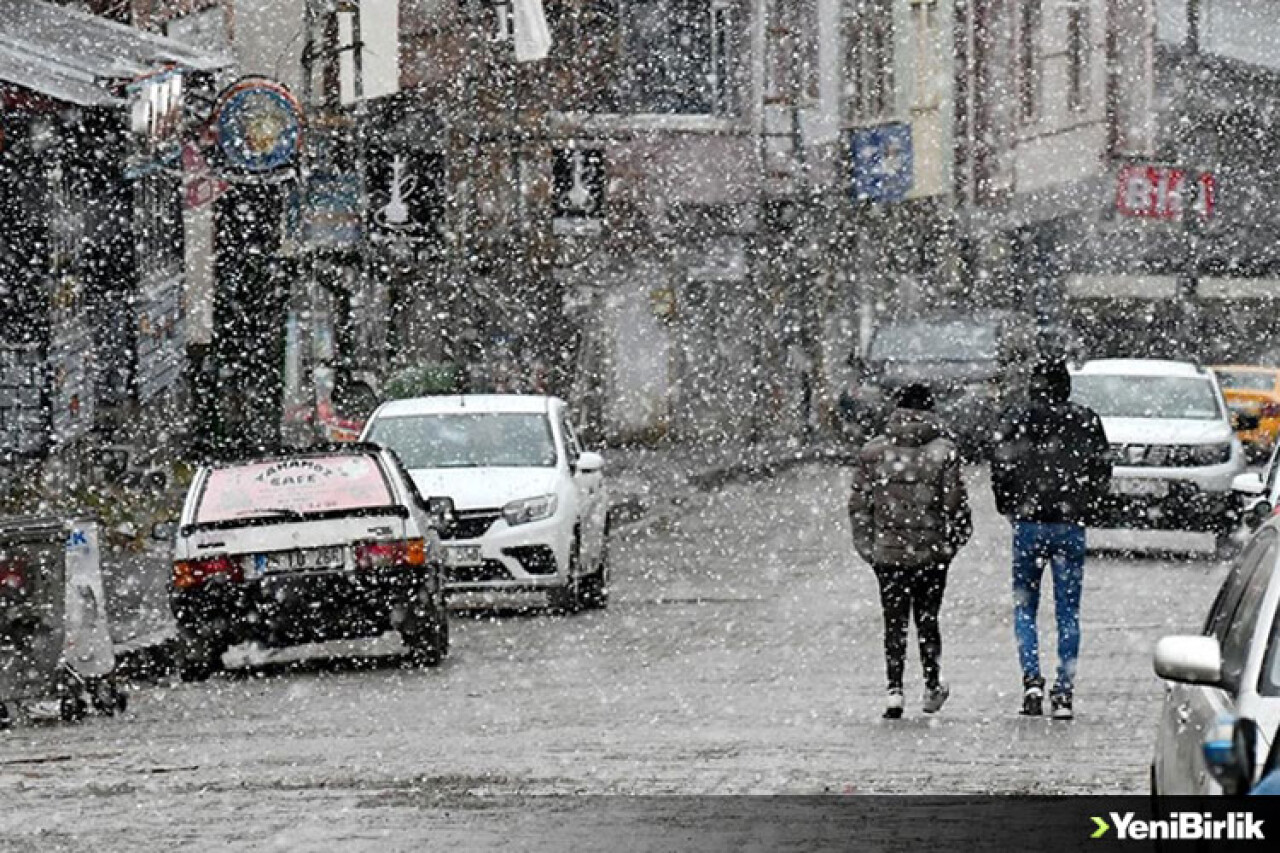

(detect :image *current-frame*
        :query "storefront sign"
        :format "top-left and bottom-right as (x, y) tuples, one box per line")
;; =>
(1115, 164), (1216, 220)
(211, 77), (302, 174)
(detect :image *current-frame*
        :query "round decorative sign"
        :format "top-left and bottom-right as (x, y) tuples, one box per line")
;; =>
(211, 77), (302, 174)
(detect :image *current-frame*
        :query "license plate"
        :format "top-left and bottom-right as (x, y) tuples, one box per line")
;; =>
(247, 546), (345, 577)
(444, 545), (483, 568)
(1111, 478), (1168, 498)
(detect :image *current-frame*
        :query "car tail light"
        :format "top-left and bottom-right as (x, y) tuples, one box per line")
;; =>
(354, 538), (425, 570)
(173, 556), (243, 589)
(1261, 403), (1280, 418)
(0, 558), (26, 592)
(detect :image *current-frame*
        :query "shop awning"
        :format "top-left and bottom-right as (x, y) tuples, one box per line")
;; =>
(0, 0), (230, 107)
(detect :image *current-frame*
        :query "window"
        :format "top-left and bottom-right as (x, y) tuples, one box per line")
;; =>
(365, 413), (558, 469)
(1205, 530), (1273, 641)
(842, 0), (894, 123)
(560, 413), (582, 466)
(1219, 536), (1278, 692)
(196, 455), (395, 523)
(1070, 375), (1222, 421)
(1018, 0), (1042, 122)
(619, 0), (739, 115)
(1066, 2), (1089, 112)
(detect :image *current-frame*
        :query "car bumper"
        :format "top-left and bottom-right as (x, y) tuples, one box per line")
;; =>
(1098, 461), (1243, 531)
(170, 565), (439, 646)
(440, 514), (573, 593)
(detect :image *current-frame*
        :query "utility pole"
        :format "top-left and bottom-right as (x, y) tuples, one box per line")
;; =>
(1178, 0), (1202, 358)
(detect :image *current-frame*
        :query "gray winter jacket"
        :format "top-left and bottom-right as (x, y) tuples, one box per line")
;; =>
(848, 409), (972, 569)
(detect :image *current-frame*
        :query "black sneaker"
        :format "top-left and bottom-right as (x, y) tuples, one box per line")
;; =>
(1051, 692), (1074, 721)
(1020, 677), (1045, 717)
(883, 689), (904, 720)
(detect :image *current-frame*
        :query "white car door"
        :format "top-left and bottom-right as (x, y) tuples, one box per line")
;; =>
(560, 411), (605, 568)
(1165, 532), (1278, 793)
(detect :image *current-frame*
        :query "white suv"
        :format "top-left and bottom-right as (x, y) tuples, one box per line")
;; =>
(361, 395), (609, 612)
(1069, 359), (1245, 552)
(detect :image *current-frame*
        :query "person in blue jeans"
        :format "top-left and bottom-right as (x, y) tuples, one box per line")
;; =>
(991, 358), (1111, 719)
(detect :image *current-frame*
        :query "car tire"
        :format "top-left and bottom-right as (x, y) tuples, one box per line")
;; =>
(579, 526), (610, 611)
(401, 593), (449, 667)
(547, 536), (585, 615)
(176, 629), (226, 683)
(1214, 532), (1241, 562)
(90, 677), (128, 716)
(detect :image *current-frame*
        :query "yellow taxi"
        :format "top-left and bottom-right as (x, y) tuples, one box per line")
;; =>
(1211, 365), (1280, 460)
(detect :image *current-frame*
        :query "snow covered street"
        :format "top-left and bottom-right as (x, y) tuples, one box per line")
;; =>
(0, 462), (1226, 850)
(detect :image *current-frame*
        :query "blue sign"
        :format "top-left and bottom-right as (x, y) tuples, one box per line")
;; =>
(850, 123), (914, 203)
(213, 78), (302, 174)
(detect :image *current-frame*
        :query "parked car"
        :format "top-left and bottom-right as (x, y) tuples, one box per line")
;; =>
(1151, 520), (1280, 794)
(361, 395), (609, 612)
(853, 311), (1037, 456)
(170, 444), (452, 680)
(1212, 365), (1280, 462)
(1069, 359), (1249, 553)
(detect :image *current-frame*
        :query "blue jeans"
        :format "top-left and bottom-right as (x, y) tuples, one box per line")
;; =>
(1012, 521), (1086, 695)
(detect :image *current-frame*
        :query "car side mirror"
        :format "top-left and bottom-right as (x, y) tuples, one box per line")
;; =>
(1233, 412), (1261, 432)
(150, 521), (177, 543)
(423, 496), (456, 537)
(1204, 715), (1259, 796)
(1154, 635), (1222, 686)
(1233, 472), (1266, 496)
(574, 451), (604, 474)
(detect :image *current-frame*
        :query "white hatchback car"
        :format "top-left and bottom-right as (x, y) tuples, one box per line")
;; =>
(1152, 522), (1280, 794)
(1069, 359), (1246, 552)
(361, 395), (609, 611)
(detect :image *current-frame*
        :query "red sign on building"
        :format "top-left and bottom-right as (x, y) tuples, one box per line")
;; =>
(1116, 165), (1215, 220)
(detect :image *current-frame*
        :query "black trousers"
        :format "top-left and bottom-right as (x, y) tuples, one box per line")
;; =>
(872, 563), (949, 691)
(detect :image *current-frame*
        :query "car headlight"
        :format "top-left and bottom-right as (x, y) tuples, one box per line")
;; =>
(503, 494), (558, 526)
(1189, 443), (1233, 466)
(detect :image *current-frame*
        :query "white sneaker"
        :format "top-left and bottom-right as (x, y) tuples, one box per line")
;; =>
(883, 689), (904, 720)
(923, 683), (950, 714)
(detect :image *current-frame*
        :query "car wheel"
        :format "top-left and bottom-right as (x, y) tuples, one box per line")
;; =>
(176, 629), (226, 683)
(1214, 532), (1241, 562)
(401, 593), (449, 667)
(547, 536), (585, 615)
(579, 526), (610, 611)
(89, 678), (127, 716)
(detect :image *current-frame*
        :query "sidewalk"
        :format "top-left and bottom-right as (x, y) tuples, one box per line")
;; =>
(603, 436), (849, 530)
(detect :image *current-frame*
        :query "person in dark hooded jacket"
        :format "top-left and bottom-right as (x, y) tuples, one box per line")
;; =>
(848, 383), (972, 719)
(990, 357), (1111, 720)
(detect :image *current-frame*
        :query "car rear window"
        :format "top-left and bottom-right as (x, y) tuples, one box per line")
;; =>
(1216, 370), (1277, 392)
(195, 455), (394, 523)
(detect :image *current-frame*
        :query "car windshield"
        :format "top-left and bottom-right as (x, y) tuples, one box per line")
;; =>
(366, 412), (558, 469)
(1215, 370), (1276, 393)
(868, 322), (999, 362)
(1070, 374), (1223, 420)
(196, 455), (394, 523)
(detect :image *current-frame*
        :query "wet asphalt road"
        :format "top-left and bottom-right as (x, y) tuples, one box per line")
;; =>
(0, 463), (1226, 851)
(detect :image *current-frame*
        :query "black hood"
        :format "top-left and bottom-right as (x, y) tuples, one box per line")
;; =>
(885, 408), (944, 447)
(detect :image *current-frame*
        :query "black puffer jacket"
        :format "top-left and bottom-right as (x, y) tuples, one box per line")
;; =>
(990, 382), (1112, 524)
(848, 409), (972, 569)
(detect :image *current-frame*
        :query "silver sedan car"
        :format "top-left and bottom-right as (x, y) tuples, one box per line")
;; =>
(1152, 523), (1280, 794)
